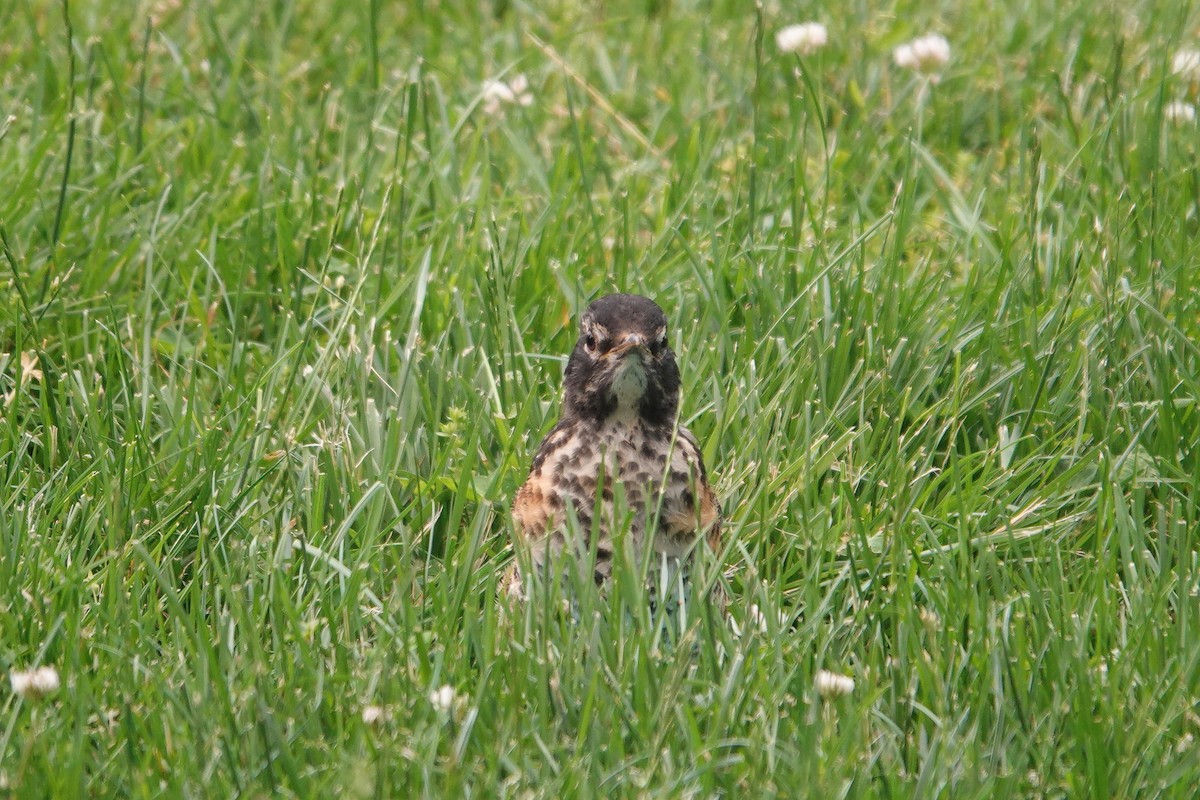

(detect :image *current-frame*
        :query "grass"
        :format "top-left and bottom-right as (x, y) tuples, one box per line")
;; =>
(2, 0), (1199, 796)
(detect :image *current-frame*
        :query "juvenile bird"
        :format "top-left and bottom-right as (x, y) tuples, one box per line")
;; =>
(506, 294), (721, 608)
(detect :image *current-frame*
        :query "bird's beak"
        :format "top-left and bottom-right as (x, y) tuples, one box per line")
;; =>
(607, 333), (646, 357)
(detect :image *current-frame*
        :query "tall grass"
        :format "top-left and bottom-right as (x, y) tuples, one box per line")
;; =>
(2, 0), (1198, 796)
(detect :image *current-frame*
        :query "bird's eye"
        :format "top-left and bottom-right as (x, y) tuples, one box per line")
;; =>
(584, 334), (597, 352)
(651, 332), (667, 354)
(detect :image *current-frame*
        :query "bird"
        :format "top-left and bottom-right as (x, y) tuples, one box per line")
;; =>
(505, 293), (721, 611)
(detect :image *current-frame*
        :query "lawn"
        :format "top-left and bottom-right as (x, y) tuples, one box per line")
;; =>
(2, 0), (1199, 796)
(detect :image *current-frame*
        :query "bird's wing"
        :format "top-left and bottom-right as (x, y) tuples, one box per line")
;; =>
(511, 420), (575, 544)
(669, 427), (722, 549)
(511, 471), (554, 544)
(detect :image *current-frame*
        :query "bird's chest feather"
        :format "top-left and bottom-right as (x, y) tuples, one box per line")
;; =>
(539, 419), (700, 555)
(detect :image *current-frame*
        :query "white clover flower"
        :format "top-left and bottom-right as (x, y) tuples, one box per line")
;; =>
(481, 74), (534, 115)
(1172, 49), (1200, 81)
(1164, 101), (1197, 123)
(361, 704), (390, 725)
(776, 23), (828, 56)
(428, 684), (458, 712)
(814, 669), (855, 698)
(10, 665), (60, 700)
(894, 33), (951, 74)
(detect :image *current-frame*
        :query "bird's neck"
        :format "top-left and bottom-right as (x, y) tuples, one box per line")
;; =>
(562, 393), (679, 431)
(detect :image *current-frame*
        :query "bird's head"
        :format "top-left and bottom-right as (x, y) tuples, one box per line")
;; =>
(562, 294), (681, 426)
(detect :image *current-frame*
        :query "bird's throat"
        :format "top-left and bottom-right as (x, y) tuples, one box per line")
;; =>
(609, 358), (648, 420)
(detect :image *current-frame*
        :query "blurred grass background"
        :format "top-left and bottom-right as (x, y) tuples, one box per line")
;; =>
(2, 0), (1199, 796)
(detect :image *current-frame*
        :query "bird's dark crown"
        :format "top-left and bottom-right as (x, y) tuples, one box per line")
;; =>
(560, 294), (681, 427)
